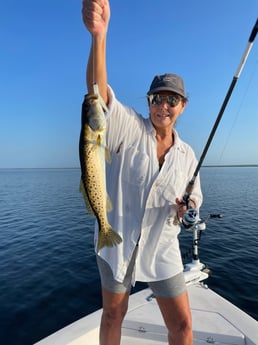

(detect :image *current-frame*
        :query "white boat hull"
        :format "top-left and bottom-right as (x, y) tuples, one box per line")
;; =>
(35, 282), (258, 345)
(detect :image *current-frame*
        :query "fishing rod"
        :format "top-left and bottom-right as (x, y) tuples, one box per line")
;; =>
(175, 17), (258, 227)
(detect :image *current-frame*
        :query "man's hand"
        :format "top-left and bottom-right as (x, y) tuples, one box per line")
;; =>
(175, 197), (196, 219)
(175, 198), (187, 219)
(82, 0), (110, 36)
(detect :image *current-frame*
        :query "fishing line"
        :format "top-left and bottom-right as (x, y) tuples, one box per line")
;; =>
(217, 59), (258, 164)
(92, 34), (97, 89)
(175, 17), (258, 223)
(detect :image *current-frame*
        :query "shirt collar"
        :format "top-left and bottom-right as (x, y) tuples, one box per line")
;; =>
(145, 118), (186, 153)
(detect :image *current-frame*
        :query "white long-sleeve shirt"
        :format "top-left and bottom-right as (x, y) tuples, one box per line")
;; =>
(94, 86), (203, 284)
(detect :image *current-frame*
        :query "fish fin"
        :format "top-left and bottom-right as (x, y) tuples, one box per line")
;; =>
(106, 193), (113, 212)
(96, 134), (102, 146)
(79, 179), (95, 216)
(97, 227), (122, 252)
(90, 144), (100, 155)
(105, 146), (111, 163)
(87, 137), (101, 155)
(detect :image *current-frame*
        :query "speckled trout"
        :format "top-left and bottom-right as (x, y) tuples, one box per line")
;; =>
(79, 84), (122, 252)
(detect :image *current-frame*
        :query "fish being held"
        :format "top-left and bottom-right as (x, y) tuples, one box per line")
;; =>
(79, 84), (122, 252)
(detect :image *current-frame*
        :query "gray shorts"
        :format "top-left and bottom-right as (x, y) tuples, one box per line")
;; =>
(96, 251), (186, 298)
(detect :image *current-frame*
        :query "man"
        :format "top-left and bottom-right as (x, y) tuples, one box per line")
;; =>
(82, 1), (202, 344)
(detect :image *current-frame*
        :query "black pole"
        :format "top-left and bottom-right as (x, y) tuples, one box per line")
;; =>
(183, 18), (258, 200)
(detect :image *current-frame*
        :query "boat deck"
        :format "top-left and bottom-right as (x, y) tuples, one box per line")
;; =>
(35, 284), (258, 345)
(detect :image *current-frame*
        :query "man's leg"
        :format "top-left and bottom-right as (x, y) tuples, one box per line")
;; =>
(156, 291), (192, 345)
(99, 288), (130, 345)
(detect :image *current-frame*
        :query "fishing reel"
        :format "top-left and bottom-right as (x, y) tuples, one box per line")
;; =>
(182, 208), (224, 229)
(176, 190), (224, 230)
(182, 208), (199, 229)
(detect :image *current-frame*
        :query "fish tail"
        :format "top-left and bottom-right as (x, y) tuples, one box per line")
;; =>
(97, 227), (122, 252)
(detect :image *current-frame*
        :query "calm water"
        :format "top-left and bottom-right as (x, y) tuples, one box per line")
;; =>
(0, 167), (257, 345)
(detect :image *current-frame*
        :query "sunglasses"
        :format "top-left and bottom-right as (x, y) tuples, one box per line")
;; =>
(149, 94), (182, 107)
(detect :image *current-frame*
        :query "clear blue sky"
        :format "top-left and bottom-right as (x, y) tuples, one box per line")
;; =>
(1, 1), (257, 168)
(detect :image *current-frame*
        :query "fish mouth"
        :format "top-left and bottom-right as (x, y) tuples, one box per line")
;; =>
(86, 94), (98, 104)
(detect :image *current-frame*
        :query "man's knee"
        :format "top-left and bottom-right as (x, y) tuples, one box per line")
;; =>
(168, 315), (192, 344)
(178, 316), (192, 334)
(102, 304), (128, 326)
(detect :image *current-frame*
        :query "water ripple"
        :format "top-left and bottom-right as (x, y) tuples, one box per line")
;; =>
(0, 167), (257, 345)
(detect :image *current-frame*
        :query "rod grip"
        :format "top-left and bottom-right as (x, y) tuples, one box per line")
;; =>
(173, 180), (195, 225)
